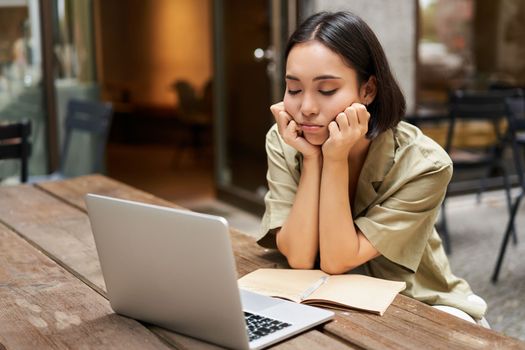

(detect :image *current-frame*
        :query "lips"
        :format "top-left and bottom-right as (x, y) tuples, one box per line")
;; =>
(299, 123), (323, 133)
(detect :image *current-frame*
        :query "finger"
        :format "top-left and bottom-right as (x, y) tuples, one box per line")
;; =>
(284, 118), (299, 138)
(351, 103), (370, 125)
(270, 102), (285, 119)
(335, 112), (349, 133)
(288, 119), (299, 132)
(283, 120), (301, 145)
(277, 111), (292, 135)
(327, 120), (339, 136)
(289, 119), (303, 137)
(277, 110), (292, 123)
(352, 103), (371, 136)
(344, 106), (359, 127)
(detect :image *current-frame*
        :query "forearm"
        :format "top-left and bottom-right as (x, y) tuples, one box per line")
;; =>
(276, 155), (322, 269)
(319, 159), (360, 274)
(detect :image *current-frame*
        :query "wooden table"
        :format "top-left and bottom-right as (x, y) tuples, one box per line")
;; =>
(0, 174), (523, 349)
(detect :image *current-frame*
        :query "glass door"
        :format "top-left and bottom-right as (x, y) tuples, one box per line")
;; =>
(52, 0), (99, 176)
(0, 0), (47, 180)
(213, 0), (295, 214)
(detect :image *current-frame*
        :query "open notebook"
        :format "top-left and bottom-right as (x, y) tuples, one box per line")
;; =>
(238, 269), (406, 316)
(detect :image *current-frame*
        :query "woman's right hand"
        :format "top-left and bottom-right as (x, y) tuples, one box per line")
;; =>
(270, 102), (321, 158)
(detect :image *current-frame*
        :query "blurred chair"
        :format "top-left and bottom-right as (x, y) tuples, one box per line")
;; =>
(0, 120), (31, 183)
(171, 80), (212, 163)
(492, 92), (525, 282)
(30, 99), (113, 182)
(440, 90), (517, 254)
(61, 99), (113, 174)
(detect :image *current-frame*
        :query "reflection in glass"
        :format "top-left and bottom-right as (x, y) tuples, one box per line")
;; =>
(53, 0), (99, 176)
(0, 0), (46, 181)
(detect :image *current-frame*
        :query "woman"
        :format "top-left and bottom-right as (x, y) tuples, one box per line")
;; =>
(256, 11), (489, 326)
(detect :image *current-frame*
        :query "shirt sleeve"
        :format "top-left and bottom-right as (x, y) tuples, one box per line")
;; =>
(256, 125), (301, 249)
(355, 164), (452, 272)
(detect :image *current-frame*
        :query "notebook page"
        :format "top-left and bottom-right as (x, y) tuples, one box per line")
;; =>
(306, 274), (406, 315)
(238, 269), (327, 303)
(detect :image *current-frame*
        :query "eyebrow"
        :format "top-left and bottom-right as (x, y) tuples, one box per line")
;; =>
(285, 74), (342, 81)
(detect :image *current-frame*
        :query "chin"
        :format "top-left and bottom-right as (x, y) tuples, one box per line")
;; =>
(304, 134), (327, 146)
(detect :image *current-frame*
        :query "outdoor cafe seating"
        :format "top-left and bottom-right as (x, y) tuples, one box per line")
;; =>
(492, 92), (525, 282)
(407, 89), (524, 260)
(440, 89), (519, 253)
(0, 120), (31, 183)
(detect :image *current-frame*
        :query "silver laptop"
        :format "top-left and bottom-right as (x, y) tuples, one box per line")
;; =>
(85, 194), (334, 350)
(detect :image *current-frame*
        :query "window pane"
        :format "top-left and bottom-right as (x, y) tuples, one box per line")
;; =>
(53, 0), (100, 176)
(0, 0), (47, 181)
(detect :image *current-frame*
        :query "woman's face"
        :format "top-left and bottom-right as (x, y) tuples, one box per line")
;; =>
(283, 40), (368, 145)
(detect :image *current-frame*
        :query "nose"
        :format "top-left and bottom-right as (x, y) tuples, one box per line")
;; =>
(300, 92), (319, 117)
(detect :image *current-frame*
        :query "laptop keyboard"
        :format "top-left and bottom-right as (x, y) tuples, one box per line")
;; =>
(244, 312), (292, 341)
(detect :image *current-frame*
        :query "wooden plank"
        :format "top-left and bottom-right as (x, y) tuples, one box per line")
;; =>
(31, 175), (525, 350)
(0, 222), (172, 349)
(150, 326), (356, 350)
(0, 184), (106, 294)
(385, 295), (525, 349)
(35, 174), (181, 212)
(320, 295), (522, 350)
(230, 228), (287, 276)
(0, 181), (343, 350)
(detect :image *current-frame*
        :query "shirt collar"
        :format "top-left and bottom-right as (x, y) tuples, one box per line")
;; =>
(353, 127), (396, 216)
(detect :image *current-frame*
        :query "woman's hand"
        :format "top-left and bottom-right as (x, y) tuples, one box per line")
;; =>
(322, 103), (370, 161)
(270, 102), (321, 159)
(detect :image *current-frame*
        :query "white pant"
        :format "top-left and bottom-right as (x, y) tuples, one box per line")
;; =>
(432, 294), (490, 328)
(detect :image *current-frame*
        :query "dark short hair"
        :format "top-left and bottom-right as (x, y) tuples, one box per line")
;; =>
(285, 11), (406, 138)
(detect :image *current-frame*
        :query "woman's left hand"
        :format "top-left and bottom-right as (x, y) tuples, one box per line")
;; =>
(322, 103), (370, 161)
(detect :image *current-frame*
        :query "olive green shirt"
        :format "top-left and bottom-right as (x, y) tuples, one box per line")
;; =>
(257, 121), (486, 319)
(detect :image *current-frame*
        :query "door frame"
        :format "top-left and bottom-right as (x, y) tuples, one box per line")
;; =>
(212, 0), (297, 215)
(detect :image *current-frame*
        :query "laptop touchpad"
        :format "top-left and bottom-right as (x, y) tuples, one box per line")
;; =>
(240, 289), (285, 312)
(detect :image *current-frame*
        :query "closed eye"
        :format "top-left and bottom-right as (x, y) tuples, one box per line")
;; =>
(287, 89), (301, 95)
(319, 89), (337, 96)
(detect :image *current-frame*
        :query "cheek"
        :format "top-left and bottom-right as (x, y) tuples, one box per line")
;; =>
(283, 95), (299, 116)
(324, 94), (359, 118)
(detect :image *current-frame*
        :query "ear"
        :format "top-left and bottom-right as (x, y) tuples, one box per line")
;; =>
(360, 76), (377, 106)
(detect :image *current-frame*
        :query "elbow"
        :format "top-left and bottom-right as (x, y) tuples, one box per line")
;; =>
(320, 260), (352, 275)
(276, 235), (315, 269)
(286, 256), (315, 270)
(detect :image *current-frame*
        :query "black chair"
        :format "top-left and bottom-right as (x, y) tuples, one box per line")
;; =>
(492, 93), (525, 282)
(0, 120), (31, 183)
(171, 80), (212, 162)
(30, 99), (112, 182)
(60, 99), (113, 174)
(440, 90), (516, 254)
